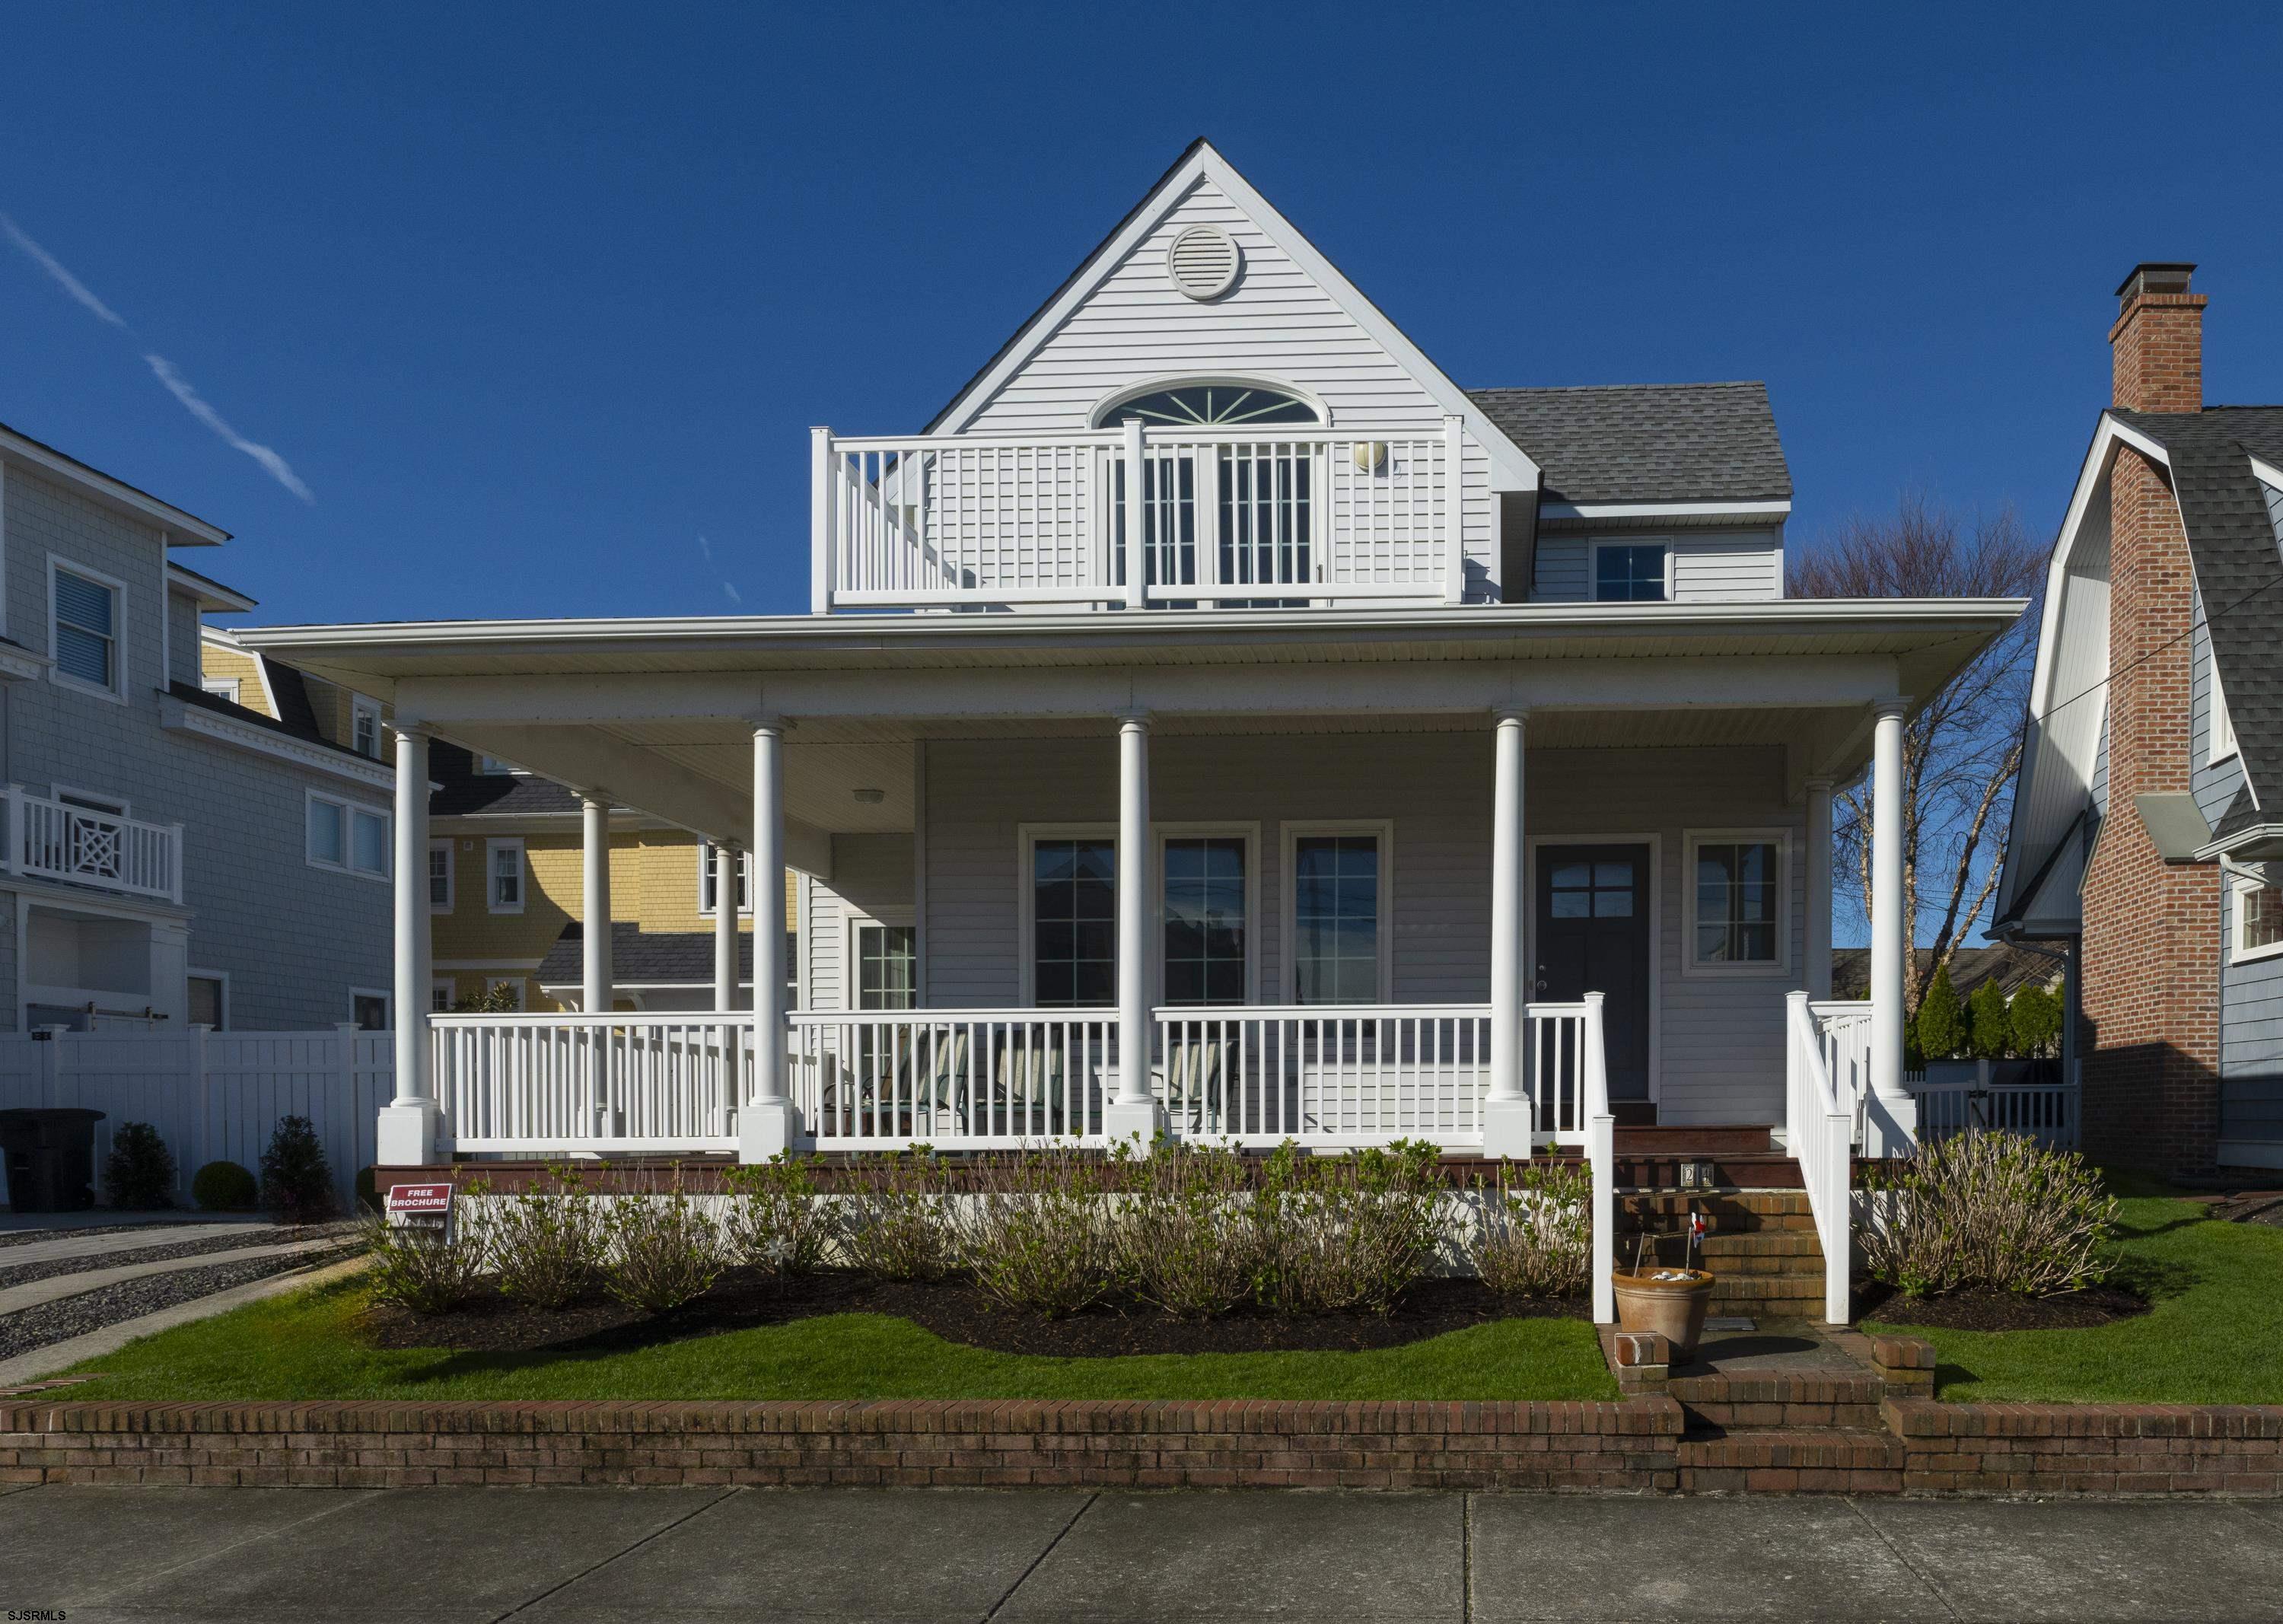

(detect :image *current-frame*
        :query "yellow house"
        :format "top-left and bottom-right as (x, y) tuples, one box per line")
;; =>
(202, 630), (790, 1014)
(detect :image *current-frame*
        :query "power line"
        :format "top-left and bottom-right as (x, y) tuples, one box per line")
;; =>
(2039, 568), (2283, 723)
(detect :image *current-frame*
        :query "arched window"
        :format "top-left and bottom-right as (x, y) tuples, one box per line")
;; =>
(1094, 382), (1321, 429)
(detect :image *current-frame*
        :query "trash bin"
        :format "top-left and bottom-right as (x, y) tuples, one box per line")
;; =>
(0, 1108), (107, 1213)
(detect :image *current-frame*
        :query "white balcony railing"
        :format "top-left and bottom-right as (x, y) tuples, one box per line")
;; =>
(2, 785), (182, 903)
(814, 419), (1468, 612)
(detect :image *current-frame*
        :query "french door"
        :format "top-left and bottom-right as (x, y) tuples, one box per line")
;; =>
(1109, 444), (1317, 597)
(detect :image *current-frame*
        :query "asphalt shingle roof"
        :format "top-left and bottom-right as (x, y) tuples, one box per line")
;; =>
(1465, 382), (1792, 506)
(538, 922), (753, 987)
(2109, 407), (2283, 826)
(428, 741), (583, 817)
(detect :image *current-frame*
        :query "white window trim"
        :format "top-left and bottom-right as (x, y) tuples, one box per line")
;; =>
(1588, 537), (1675, 604)
(186, 966), (230, 1030)
(1154, 822), (1262, 1008)
(486, 837), (527, 915)
(431, 976), (457, 1012)
(352, 695), (384, 760)
(2211, 661), (2240, 766)
(1525, 833), (1663, 1104)
(839, 905), (917, 1014)
(306, 789), (392, 882)
(2231, 875), (2283, 966)
(428, 838), (455, 915)
(46, 554), (128, 704)
(52, 784), (129, 817)
(1681, 827), (1793, 977)
(1016, 822), (1119, 1009)
(1278, 820), (1393, 1005)
(349, 987), (391, 1029)
(696, 842), (755, 918)
(486, 975), (528, 1011)
(202, 677), (240, 705)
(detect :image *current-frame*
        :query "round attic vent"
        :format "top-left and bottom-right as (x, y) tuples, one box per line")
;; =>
(1166, 224), (1240, 301)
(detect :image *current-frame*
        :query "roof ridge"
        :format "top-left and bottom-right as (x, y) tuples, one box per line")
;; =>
(1467, 381), (1768, 394)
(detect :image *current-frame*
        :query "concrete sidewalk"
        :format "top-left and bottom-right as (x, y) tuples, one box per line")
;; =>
(2, 1485), (2278, 1622)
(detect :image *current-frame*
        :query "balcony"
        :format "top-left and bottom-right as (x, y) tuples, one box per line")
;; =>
(2, 786), (183, 904)
(812, 419), (1471, 613)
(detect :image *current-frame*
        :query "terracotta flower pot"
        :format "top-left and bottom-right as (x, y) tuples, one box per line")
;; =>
(1611, 1267), (1716, 1358)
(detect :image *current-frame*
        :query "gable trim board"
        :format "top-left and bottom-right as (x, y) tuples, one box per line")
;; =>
(0, 420), (230, 546)
(159, 689), (395, 791)
(921, 139), (1540, 495)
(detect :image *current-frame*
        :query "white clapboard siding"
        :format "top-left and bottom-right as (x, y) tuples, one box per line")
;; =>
(1533, 531), (1784, 603)
(920, 731), (1804, 1124)
(959, 177), (1495, 595)
(801, 835), (919, 1014)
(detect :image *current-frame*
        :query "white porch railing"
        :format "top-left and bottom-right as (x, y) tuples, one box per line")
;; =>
(1808, 998), (1874, 1148)
(432, 1014), (744, 1154)
(1912, 1059), (2078, 1149)
(817, 421), (1466, 611)
(2, 785), (183, 903)
(1785, 990), (1854, 1324)
(788, 1010), (1117, 1151)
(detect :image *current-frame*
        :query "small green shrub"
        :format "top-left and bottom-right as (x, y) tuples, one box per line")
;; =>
(361, 1210), (487, 1316)
(1862, 1132), (2119, 1298)
(840, 1148), (957, 1282)
(1914, 964), (1965, 1061)
(192, 1160), (257, 1212)
(603, 1176), (726, 1314)
(1251, 1139), (1449, 1317)
(259, 1116), (336, 1224)
(1117, 1138), (1258, 1318)
(957, 1145), (1119, 1317)
(722, 1154), (838, 1275)
(103, 1122), (177, 1210)
(2010, 984), (2062, 1059)
(1966, 979), (2013, 1061)
(1470, 1158), (1591, 1298)
(487, 1167), (608, 1309)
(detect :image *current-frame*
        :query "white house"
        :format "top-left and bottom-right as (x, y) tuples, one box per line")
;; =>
(244, 143), (2020, 1210)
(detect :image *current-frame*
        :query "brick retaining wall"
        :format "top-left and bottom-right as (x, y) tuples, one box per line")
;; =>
(0, 1398), (1684, 1492)
(1884, 1398), (2283, 1495)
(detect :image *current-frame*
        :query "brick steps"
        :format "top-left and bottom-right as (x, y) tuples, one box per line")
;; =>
(1669, 1371), (1885, 1432)
(1676, 1426), (1905, 1494)
(1619, 1187), (1828, 1314)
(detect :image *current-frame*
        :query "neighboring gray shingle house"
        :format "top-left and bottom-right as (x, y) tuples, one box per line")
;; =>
(0, 419), (393, 1031)
(1995, 265), (2283, 1175)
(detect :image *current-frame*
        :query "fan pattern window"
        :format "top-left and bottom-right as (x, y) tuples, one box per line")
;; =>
(1101, 385), (1318, 428)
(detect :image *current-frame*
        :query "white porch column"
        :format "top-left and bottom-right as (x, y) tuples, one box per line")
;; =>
(1483, 709), (1533, 1158)
(1804, 776), (1834, 1001)
(1105, 713), (1164, 1145)
(580, 794), (614, 1015)
(377, 727), (438, 1165)
(738, 722), (799, 1161)
(714, 843), (742, 1011)
(1866, 700), (1918, 1154)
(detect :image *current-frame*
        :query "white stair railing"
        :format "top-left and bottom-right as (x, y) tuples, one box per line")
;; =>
(1786, 989), (1855, 1323)
(1582, 992), (1616, 1325)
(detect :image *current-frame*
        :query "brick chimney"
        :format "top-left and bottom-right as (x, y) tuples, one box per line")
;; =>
(2111, 263), (2205, 412)
(2079, 262), (2221, 1175)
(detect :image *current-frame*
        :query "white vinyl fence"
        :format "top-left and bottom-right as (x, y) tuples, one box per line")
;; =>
(0, 1026), (392, 1212)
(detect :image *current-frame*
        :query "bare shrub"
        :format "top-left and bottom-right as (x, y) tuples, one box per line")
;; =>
(603, 1174), (727, 1314)
(486, 1166), (607, 1309)
(1862, 1132), (2118, 1297)
(840, 1148), (957, 1282)
(956, 1145), (1119, 1316)
(1470, 1158), (1591, 1298)
(361, 1211), (487, 1316)
(1251, 1139), (1450, 1316)
(1118, 1138), (1259, 1318)
(722, 1153), (839, 1275)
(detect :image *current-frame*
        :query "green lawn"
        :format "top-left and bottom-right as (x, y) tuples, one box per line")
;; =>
(55, 1278), (1617, 1403)
(1864, 1180), (2283, 1404)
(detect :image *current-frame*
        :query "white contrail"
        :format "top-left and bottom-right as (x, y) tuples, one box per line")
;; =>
(145, 355), (315, 504)
(696, 535), (741, 604)
(0, 212), (126, 326)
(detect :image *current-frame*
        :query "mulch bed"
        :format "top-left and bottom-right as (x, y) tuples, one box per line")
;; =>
(361, 1269), (1588, 1359)
(1858, 1279), (2151, 1332)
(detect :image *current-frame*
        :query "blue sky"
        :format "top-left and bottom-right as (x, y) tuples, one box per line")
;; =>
(2, 3), (2279, 627)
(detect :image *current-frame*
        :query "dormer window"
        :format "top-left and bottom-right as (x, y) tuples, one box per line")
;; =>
(1093, 382), (1321, 428)
(1594, 542), (1670, 603)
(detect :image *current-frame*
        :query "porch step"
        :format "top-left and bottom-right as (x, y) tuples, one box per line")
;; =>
(1618, 1191), (1826, 1314)
(1616, 1152), (1804, 1191)
(1669, 1369), (1885, 1431)
(1675, 1427), (1904, 1494)
(1612, 1125), (1775, 1156)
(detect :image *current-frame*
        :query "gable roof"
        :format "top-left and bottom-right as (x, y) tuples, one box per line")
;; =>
(0, 417), (231, 544)
(2106, 406), (2283, 833)
(922, 140), (1540, 490)
(428, 740), (583, 817)
(1466, 383), (1792, 507)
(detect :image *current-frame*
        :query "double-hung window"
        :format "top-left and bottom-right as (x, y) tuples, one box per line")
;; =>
(2234, 877), (2283, 963)
(487, 838), (525, 913)
(1161, 835), (1248, 1005)
(428, 840), (454, 913)
(1687, 832), (1785, 970)
(352, 697), (383, 759)
(1030, 836), (1116, 1008)
(307, 791), (390, 880)
(699, 843), (753, 915)
(51, 562), (123, 698)
(1289, 829), (1387, 1004)
(1593, 542), (1669, 603)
